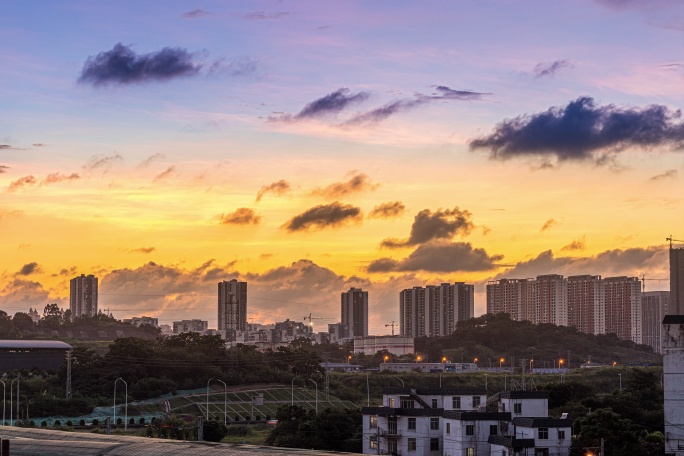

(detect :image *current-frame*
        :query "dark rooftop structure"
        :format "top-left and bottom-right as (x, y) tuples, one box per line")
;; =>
(0, 340), (72, 372)
(443, 411), (511, 421)
(500, 390), (549, 399)
(383, 387), (487, 396)
(513, 417), (572, 428)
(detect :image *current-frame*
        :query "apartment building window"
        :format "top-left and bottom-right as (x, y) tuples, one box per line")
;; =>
(446, 422), (451, 434)
(558, 430), (566, 439)
(453, 396), (461, 409)
(430, 417), (440, 430)
(408, 417), (416, 430)
(466, 424), (474, 436)
(473, 396), (481, 408)
(514, 403), (522, 414)
(490, 424), (498, 436)
(389, 398), (396, 407)
(369, 436), (377, 449)
(430, 438), (440, 451)
(369, 416), (377, 428)
(466, 448), (474, 456)
(401, 397), (414, 408)
(432, 398), (438, 408)
(538, 428), (549, 440)
(407, 438), (416, 451)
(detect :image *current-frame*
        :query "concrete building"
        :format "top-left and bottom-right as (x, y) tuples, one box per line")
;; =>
(663, 315), (684, 456)
(341, 287), (368, 337)
(671, 245), (684, 315)
(0, 340), (73, 371)
(69, 274), (98, 318)
(123, 316), (159, 328)
(486, 278), (535, 322)
(603, 276), (642, 344)
(400, 283), (474, 337)
(172, 319), (208, 334)
(567, 275), (605, 335)
(353, 335), (414, 356)
(218, 279), (247, 341)
(379, 362), (477, 373)
(328, 322), (349, 343)
(642, 291), (669, 353)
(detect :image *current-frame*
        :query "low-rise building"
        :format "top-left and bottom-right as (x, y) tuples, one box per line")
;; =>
(354, 335), (414, 356)
(379, 362), (477, 373)
(123, 316), (159, 327)
(172, 319), (208, 334)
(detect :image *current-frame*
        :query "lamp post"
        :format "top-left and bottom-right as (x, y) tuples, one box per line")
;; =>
(0, 380), (5, 426)
(384, 355), (389, 363)
(114, 377), (128, 431)
(206, 377), (215, 420)
(499, 358), (504, 369)
(347, 355), (352, 364)
(474, 358), (478, 365)
(488, 358), (491, 368)
(395, 377), (404, 387)
(309, 379), (318, 414)
(416, 355), (422, 363)
(291, 375), (298, 405)
(217, 379), (227, 426)
(11, 375), (20, 426)
(618, 373), (622, 391)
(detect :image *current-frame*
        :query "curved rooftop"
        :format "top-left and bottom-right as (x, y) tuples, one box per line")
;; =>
(0, 340), (72, 350)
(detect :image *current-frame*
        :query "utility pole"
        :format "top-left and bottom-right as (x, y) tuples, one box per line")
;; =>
(66, 350), (72, 400)
(384, 321), (396, 335)
(600, 437), (605, 456)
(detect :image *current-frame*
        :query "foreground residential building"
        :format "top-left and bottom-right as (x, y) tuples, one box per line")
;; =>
(362, 387), (570, 456)
(663, 315), (684, 456)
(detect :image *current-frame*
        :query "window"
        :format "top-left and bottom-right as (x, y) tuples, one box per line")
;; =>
(558, 430), (566, 440)
(430, 417), (440, 430)
(401, 398), (414, 408)
(369, 416), (377, 428)
(431, 398), (438, 408)
(538, 427), (549, 440)
(472, 396), (481, 408)
(408, 417), (416, 430)
(452, 396), (461, 409)
(388, 398), (395, 407)
(466, 424), (474, 436)
(466, 448), (475, 456)
(513, 403), (522, 414)
(430, 438), (440, 451)
(490, 424), (498, 436)
(369, 436), (378, 449)
(407, 438), (416, 451)
(446, 422), (451, 434)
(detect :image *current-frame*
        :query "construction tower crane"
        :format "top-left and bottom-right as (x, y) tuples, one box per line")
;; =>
(667, 236), (684, 248)
(641, 276), (668, 292)
(385, 321), (397, 336)
(303, 313), (323, 327)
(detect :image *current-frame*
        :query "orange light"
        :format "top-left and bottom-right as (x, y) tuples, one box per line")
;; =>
(416, 356), (422, 362)
(474, 358), (478, 363)
(559, 359), (564, 365)
(612, 361), (617, 367)
(500, 358), (504, 363)
(442, 357), (447, 363)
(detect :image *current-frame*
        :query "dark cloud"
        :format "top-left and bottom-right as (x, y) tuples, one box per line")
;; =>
(344, 99), (424, 126)
(540, 218), (558, 232)
(16, 262), (40, 276)
(256, 180), (291, 202)
(282, 202), (362, 232)
(153, 166), (175, 182)
(215, 208), (262, 225)
(41, 172), (80, 185)
(368, 241), (503, 273)
(381, 207), (474, 248)
(243, 11), (291, 20)
(138, 153), (165, 168)
(182, 8), (211, 18)
(83, 153), (123, 171)
(469, 97), (684, 163)
(8, 175), (37, 192)
(312, 173), (378, 198)
(369, 201), (406, 219)
(650, 169), (678, 180)
(426, 85), (489, 100)
(561, 237), (586, 251)
(0, 165), (9, 173)
(128, 247), (156, 254)
(287, 88), (370, 121)
(53, 267), (78, 277)
(533, 60), (573, 78)
(78, 43), (202, 86)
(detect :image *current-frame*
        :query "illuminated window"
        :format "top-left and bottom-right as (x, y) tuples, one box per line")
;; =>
(369, 416), (377, 428)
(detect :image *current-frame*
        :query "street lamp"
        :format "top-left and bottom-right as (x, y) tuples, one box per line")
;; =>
(347, 355), (352, 364)
(217, 379), (227, 426)
(416, 355), (422, 363)
(309, 379), (318, 414)
(442, 356), (447, 364)
(395, 377), (405, 387)
(499, 358), (504, 368)
(10, 375), (20, 426)
(618, 373), (622, 391)
(206, 377), (214, 420)
(0, 380), (5, 426)
(474, 358), (478, 364)
(384, 355), (389, 363)
(488, 358), (491, 368)
(291, 375), (298, 405)
(114, 377), (128, 431)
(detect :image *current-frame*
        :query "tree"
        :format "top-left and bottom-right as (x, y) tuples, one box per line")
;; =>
(12, 312), (35, 331)
(40, 303), (64, 328)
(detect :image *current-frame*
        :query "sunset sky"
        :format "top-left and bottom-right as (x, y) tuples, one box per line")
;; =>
(1, 0), (682, 334)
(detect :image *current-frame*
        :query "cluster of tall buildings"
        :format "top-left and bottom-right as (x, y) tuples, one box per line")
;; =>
(399, 283), (474, 337)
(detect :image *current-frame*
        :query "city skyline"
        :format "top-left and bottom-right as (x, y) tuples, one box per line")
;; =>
(1, 1), (682, 333)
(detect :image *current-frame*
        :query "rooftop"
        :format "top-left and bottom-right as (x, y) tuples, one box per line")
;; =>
(0, 340), (72, 350)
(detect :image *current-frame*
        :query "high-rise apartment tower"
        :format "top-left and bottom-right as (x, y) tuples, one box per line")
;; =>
(400, 283), (474, 337)
(218, 280), (247, 340)
(69, 274), (98, 318)
(341, 288), (368, 337)
(670, 243), (684, 315)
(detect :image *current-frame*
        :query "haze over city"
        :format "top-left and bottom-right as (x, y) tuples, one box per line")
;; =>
(1, 0), (682, 334)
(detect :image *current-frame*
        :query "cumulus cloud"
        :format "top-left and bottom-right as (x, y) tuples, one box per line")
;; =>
(78, 43), (202, 86)
(369, 201), (406, 219)
(215, 208), (262, 225)
(312, 173), (378, 198)
(16, 262), (41, 276)
(540, 219), (558, 232)
(275, 88), (370, 122)
(8, 175), (37, 192)
(533, 60), (573, 78)
(256, 179), (291, 202)
(368, 241), (503, 273)
(0, 278), (57, 309)
(282, 202), (362, 232)
(344, 99), (424, 126)
(561, 236), (587, 251)
(650, 169), (678, 180)
(83, 153), (123, 171)
(381, 207), (474, 248)
(182, 8), (211, 18)
(153, 166), (176, 182)
(469, 97), (684, 163)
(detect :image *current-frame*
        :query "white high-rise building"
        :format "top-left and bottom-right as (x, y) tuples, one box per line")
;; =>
(341, 287), (368, 337)
(663, 315), (684, 455)
(69, 274), (98, 318)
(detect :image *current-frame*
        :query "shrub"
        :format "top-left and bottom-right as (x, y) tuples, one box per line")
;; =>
(79, 419), (85, 426)
(54, 420), (61, 427)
